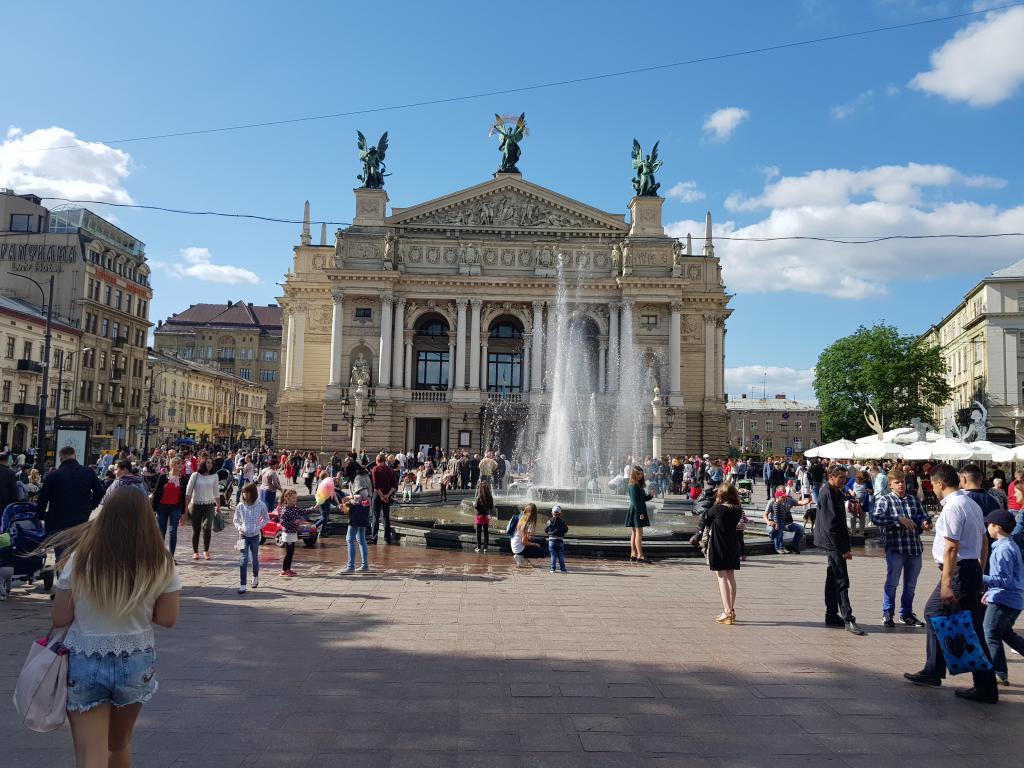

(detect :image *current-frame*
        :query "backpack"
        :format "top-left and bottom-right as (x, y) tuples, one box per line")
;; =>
(505, 514), (520, 536)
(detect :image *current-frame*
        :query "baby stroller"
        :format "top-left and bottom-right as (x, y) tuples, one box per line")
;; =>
(217, 468), (234, 509)
(0, 502), (53, 600)
(737, 479), (753, 504)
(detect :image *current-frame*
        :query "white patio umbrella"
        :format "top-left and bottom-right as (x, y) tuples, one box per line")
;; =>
(900, 438), (974, 462)
(855, 428), (917, 445)
(805, 438), (858, 459)
(852, 440), (905, 460)
(966, 441), (1015, 462)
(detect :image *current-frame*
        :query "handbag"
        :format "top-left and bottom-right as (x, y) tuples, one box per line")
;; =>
(13, 626), (69, 732)
(212, 510), (225, 533)
(929, 609), (993, 675)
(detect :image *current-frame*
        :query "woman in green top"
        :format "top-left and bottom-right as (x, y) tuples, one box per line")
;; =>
(625, 466), (653, 562)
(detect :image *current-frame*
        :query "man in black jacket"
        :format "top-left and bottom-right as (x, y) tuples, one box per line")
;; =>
(0, 452), (19, 512)
(35, 446), (105, 544)
(815, 464), (867, 635)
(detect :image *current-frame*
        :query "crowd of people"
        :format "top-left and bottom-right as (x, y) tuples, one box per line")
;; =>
(7, 440), (1024, 766)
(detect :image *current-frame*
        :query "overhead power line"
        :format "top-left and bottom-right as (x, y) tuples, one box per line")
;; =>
(13, 2), (1023, 153)
(0, 196), (1019, 245)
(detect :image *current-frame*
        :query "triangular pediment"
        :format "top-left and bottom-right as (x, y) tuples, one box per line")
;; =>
(387, 175), (628, 234)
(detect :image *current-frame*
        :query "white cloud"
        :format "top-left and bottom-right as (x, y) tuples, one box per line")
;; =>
(702, 107), (749, 142)
(726, 366), (817, 403)
(0, 126), (133, 203)
(725, 163), (1005, 211)
(831, 89), (875, 119)
(666, 180), (705, 203)
(153, 247), (260, 285)
(668, 162), (1024, 300)
(910, 6), (1024, 107)
(758, 165), (781, 180)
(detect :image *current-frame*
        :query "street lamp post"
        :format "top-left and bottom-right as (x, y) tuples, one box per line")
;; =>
(9, 272), (53, 472)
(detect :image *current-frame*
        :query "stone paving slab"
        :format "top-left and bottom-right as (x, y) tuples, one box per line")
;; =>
(1, 523), (1021, 767)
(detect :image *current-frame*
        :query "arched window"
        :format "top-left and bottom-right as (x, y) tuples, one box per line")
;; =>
(488, 321), (522, 339)
(416, 319), (449, 337)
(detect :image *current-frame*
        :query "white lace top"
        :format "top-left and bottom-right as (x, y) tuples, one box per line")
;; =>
(57, 553), (181, 656)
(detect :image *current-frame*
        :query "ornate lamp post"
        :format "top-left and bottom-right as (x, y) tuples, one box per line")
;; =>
(340, 383), (377, 453)
(650, 387), (676, 459)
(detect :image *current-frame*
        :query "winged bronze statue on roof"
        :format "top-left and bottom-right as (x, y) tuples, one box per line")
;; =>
(631, 139), (662, 197)
(491, 113), (527, 174)
(356, 131), (389, 189)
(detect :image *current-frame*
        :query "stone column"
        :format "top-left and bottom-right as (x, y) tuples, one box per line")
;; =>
(531, 301), (543, 392)
(545, 302), (556, 388)
(522, 334), (531, 392)
(391, 298), (405, 389)
(608, 302), (620, 393)
(598, 340), (608, 394)
(469, 299), (482, 390)
(480, 340), (489, 392)
(447, 340), (456, 390)
(403, 331), (414, 390)
(377, 295), (393, 388)
(455, 298), (467, 390)
(669, 300), (682, 395)
(704, 314), (715, 398)
(328, 289), (345, 388)
(283, 308), (295, 389)
(406, 417), (414, 449)
(291, 309), (305, 388)
(717, 321), (726, 398)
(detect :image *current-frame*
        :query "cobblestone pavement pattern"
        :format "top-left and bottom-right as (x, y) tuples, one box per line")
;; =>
(2, 492), (1021, 766)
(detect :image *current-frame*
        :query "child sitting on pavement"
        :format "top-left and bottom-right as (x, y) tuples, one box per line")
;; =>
(981, 509), (1024, 685)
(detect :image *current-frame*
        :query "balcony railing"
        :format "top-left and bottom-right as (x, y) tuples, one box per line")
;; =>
(411, 390), (448, 403)
(16, 359), (43, 374)
(111, 368), (125, 381)
(113, 336), (127, 348)
(13, 403), (39, 417)
(486, 391), (525, 403)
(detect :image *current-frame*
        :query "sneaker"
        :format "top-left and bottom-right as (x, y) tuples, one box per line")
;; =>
(238, 585), (247, 594)
(338, 567), (355, 574)
(903, 671), (941, 687)
(250, 578), (259, 589)
(560, 569), (568, 573)
(285, 569), (297, 577)
(483, 546), (489, 552)
(513, 554), (525, 567)
(475, 547), (481, 553)
(845, 621), (867, 636)
(882, 612), (896, 628)
(550, 568), (556, 573)
(776, 548), (787, 555)
(901, 614), (926, 628)
(997, 677), (1009, 686)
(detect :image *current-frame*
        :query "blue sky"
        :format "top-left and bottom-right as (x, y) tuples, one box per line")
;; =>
(3, 0), (1022, 402)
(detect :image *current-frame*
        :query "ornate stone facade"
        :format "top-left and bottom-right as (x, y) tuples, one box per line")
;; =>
(277, 171), (731, 456)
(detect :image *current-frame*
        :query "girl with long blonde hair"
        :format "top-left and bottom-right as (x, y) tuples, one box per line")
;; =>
(50, 487), (181, 767)
(510, 503), (545, 566)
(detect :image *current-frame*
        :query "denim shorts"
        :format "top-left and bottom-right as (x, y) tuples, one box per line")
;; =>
(67, 648), (157, 712)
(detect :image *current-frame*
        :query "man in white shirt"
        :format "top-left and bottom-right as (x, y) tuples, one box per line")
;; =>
(904, 463), (998, 704)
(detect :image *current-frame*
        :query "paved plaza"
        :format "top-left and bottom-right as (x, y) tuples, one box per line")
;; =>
(2, 526), (1022, 767)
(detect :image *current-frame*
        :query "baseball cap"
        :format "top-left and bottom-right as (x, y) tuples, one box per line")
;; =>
(551, 505), (562, 515)
(985, 509), (1016, 532)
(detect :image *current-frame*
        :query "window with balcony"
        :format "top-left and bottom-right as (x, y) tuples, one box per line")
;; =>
(416, 350), (449, 389)
(239, 368), (251, 380)
(487, 352), (522, 392)
(22, 341), (33, 360)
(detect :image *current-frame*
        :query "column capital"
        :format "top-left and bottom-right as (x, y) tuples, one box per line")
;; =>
(532, 300), (545, 312)
(670, 300), (684, 313)
(404, 329), (415, 344)
(380, 293), (394, 306)
(331, 287), (345, 303)
(703, 312), (715, 323)
(621, 297), (635, 309)
(470, 298), (482, 309)
(455, 297), (469, 309)
(394, 296), (406, 308)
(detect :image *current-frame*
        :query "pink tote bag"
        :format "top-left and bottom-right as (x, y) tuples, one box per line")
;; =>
(13, 627), (69, 732)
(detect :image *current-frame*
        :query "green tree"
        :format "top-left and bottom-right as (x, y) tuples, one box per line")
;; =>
(814, 323), (951, 442)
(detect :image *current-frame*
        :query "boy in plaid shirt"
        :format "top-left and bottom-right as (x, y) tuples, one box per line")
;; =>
(870, 468), (931, 628)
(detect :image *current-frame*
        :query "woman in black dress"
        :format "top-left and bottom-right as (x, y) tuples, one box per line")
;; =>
(705, 482), (742, 624)
(624, 466), (654, 562)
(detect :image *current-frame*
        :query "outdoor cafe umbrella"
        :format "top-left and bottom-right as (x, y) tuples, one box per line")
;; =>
(966, 441), (1015, 462)
(852, 440), (905, 460)
(900, 438), (974, 462)
(805, 439), (858, 459)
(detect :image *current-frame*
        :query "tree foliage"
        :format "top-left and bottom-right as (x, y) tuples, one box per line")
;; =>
(814, 323), (952, 442)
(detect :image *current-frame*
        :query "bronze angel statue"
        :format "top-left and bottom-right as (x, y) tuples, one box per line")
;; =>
(356, 130), (389, 189)
(631, 139), (663, 197)
(491, 113), (527, 174)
